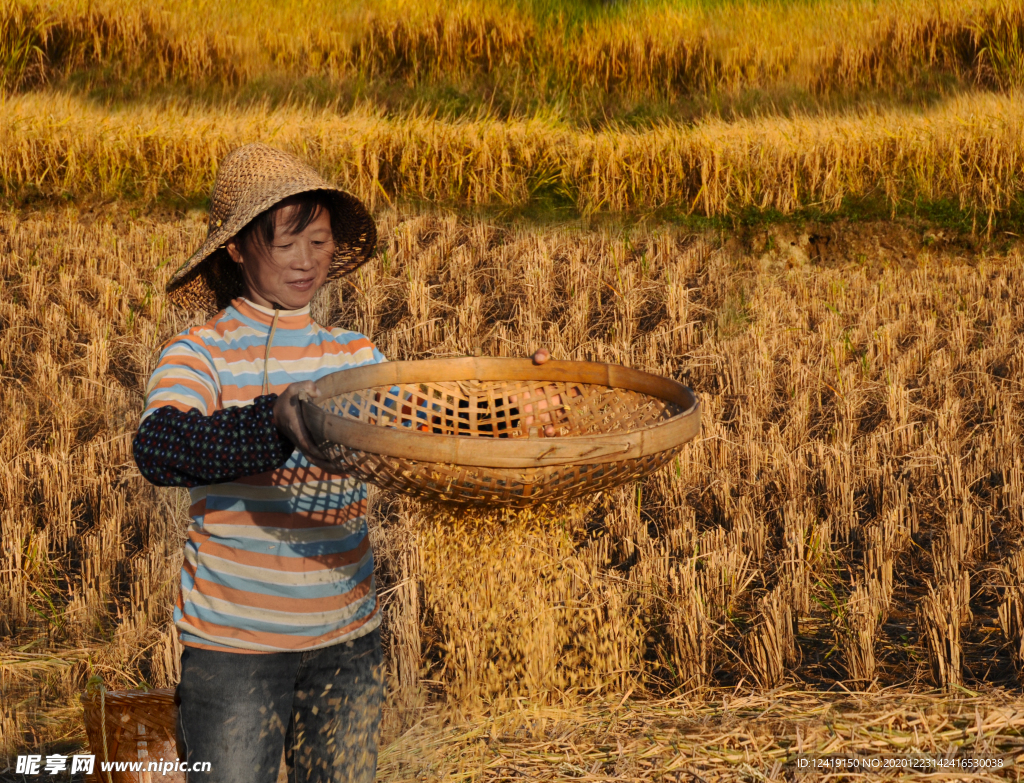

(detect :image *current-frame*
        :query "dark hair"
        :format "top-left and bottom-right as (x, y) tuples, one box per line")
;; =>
(236, 191), (335, 254)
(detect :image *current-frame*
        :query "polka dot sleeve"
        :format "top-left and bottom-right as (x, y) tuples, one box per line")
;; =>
(132, 394), (295, 487)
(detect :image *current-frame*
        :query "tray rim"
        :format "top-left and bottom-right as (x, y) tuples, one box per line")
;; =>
(300, 357), (701, 469)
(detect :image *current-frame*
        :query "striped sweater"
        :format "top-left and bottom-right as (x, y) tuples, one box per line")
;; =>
(137, 298), (385, 653)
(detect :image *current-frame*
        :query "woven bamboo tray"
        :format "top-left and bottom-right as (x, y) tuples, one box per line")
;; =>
(81, 687), (183, 783)
(300, 358), (701, 506)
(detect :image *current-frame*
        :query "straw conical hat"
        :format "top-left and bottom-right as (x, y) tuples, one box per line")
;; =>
(166, 143), (376, 313)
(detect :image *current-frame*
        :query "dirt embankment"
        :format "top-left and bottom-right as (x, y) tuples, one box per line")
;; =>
(723, 218), (1018, 272)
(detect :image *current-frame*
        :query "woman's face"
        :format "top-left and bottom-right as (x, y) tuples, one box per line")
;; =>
(226, 202), (335, 311)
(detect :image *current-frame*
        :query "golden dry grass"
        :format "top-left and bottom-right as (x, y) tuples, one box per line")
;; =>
(2, 0), (1022, 121)
(0, 208), (194, 756)
(4, 205), (1024, 777)
(2, 89), (1024, 223)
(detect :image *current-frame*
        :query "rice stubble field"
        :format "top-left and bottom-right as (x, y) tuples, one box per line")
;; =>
(5, 207), (1024, 778)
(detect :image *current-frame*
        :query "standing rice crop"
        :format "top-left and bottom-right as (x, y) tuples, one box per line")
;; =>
(2, 90), (1024, 224)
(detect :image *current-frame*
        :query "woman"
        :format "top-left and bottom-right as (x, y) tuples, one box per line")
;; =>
(134, 143), (387, 783)
(134, 143), (554, 782)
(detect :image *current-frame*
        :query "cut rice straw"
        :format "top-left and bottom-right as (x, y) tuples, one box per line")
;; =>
(380, 687), (1024, 781)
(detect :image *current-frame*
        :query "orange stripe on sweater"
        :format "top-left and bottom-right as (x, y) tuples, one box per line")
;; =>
(189, 573), (372, 613)
(201, 502), (366, 530)
(197, 536), (370, 572)
(201, 337), (373, 365)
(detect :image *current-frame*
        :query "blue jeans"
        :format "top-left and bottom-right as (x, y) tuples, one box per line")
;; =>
(176, 629), (383, 783)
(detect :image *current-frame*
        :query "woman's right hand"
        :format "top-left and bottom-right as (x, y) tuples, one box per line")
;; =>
(273, 381), (345, 474)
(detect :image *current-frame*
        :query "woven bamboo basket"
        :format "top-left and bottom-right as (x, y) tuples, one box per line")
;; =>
(301, 358), (701, 506)
(81, 687), (183, 783)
